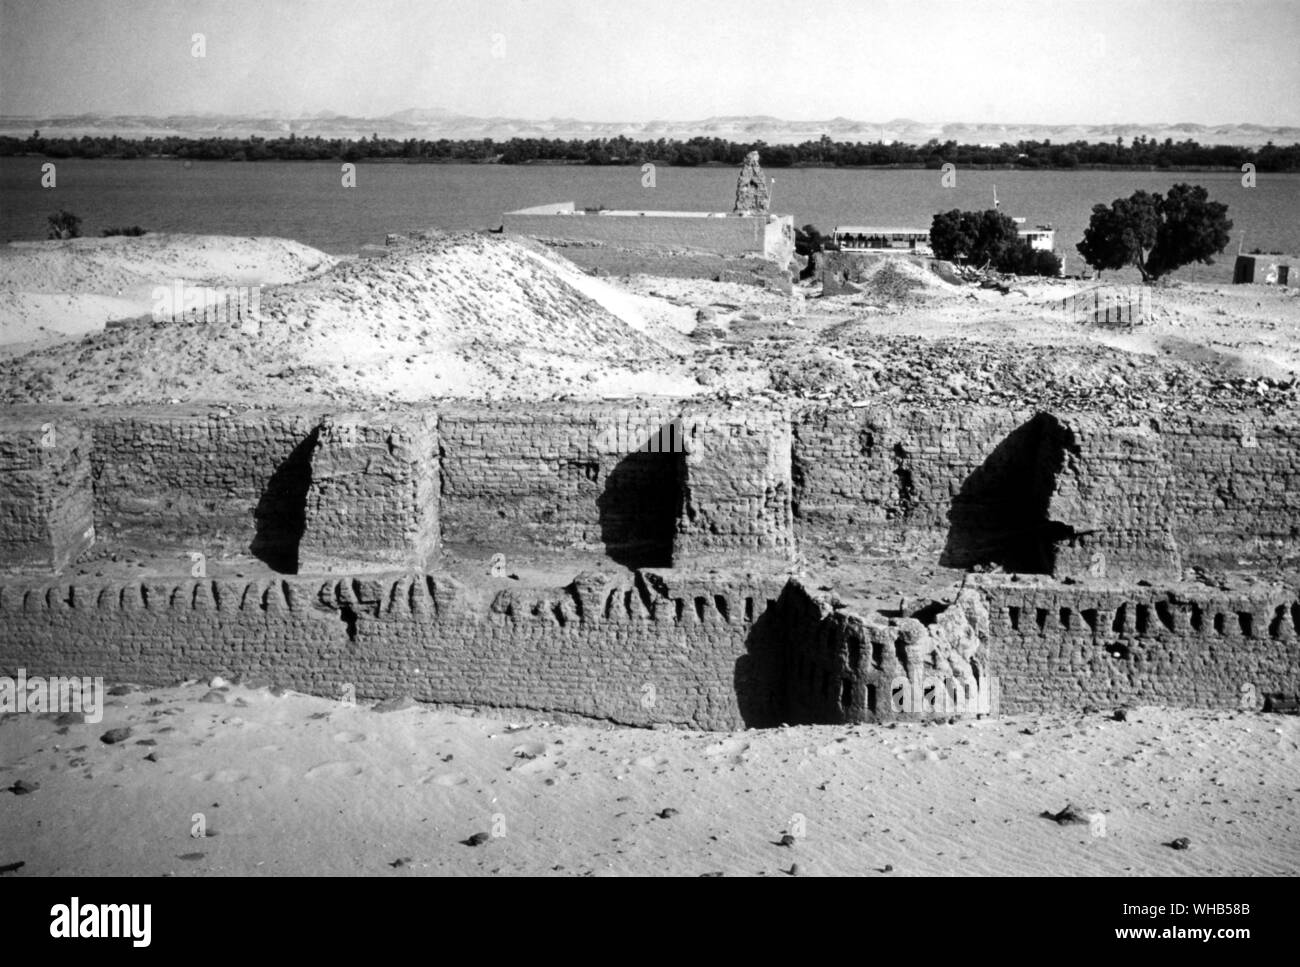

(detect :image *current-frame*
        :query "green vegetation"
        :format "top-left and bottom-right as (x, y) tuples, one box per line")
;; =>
(46, 210), (81, 239)
(4, 130), (1298, 171)
(928, 209), (1061, 276)
(1077, 184), (1233, 281)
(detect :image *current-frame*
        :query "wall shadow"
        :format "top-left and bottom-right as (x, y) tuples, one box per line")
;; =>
(250, 428), (319, 574)
(597, 426), (681, 569)
(734, 603), (787, 727)
(940, 413), (1070, 573)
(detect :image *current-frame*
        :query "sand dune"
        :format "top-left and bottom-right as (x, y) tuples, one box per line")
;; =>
(0, 231), (697, 405)
(1, 681), (1295, 876)
(0, 233), (335, 351)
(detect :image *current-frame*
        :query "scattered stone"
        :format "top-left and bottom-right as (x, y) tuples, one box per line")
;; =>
(463, 832), (491, 847)
(699, 871), (725, 877)
(778, 833), (796, 847)
(53, 712), (85, 726)
(389, 857), (414, 868)
(1169, 837), (1192, 850)
(107, 684), (134, 697)
(1042, 803), (1095, 826)
(198, 690), (227, 704)
(881, 864), (894, 873)
(786, 863), (801, 876)
(1113, 707), (1130, 722)
(176, 852), (205, 861)
(209, 676), (229, 689)
(656, 808), (679, 820)
(7, 780), (38, 795)
(99, 727), (132, 745)
(0, 861), (26, 875)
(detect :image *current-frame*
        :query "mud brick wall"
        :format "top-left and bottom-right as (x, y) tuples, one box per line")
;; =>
(1046, 415), (1180, 580)
(504, 211), (792, 266)
(86, 407), (321, 566)
(1163, 416), (1300, 567)
(984, 582), (1300, 712)
(0, 415), (94, 573)
(438, 405), (681, 566)
(792, 406), (1033, 552)
(777, 581), (995, 724)
(675, 408), (794, 559)
(0, 569), (785, 731)
(791, 406), (1181, 577)
(298, 410), (440, 572)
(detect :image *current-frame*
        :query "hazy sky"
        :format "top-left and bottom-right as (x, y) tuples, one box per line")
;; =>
(2, 0), (1297, 125)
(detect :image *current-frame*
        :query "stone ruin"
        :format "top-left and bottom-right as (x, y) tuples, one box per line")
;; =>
(2, 400), (1299, 729)
(733, 151), (771, 215)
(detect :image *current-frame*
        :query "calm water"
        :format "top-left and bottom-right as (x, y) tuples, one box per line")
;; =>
(3, 159), (1297, 281)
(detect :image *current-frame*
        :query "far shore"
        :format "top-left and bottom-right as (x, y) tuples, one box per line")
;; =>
(0, 151), (1274, 173)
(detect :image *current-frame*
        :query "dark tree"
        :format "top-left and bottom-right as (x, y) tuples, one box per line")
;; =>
(1147, 183), (1233, 279)
(929, 208), (1021, 267)
(929, 209), (975, 262)
(1003, 241), (1062, 276)
(794, 224), (837, 258)
(1077, 184), (1231, 281)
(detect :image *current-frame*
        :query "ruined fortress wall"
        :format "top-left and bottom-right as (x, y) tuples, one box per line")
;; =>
(1163, 417), (1300, 566)
(791, 406), (1044, 558)
(84, 408), (321, 565)
(298, 411), (440, 572)
(6, 403), (1300, 580)
(0, 416), (94, 572)
(0, 571), (785, 731)
(437, 406), (681, 563)
(791, 406), (1300, 576)
(503, 212), (773, 257)
(1, 565), (1295, 726)
(983, 583), (1300, 712)
(775, 579), (1298, 721)
(675, 408), (794, 559)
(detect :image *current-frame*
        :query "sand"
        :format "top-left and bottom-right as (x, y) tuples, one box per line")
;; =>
(1, 681), (1296, 876)
(0, 233), (335, 353)
(0, 232), (700, 404)
(4, 232), (1298, 414)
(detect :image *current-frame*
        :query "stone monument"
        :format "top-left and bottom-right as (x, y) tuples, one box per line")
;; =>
(733, 151), (771, 214)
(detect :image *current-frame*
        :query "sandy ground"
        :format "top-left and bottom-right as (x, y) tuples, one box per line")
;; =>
(1, 682), (1296, 877)
(3, 232), (1298, 414)
(0, 233), (334, 353)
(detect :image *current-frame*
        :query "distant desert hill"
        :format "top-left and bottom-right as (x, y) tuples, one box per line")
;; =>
(3, 110), (1297, 147)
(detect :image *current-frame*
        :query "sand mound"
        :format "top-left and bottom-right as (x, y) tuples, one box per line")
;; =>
(1, 231), (696, 405)
(0, 233), (334, 349)
(858, 258), (959, 300)
(257, 231), (684, 363)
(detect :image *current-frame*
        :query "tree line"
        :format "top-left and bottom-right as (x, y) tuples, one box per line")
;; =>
(3, 130), (1299, 171)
